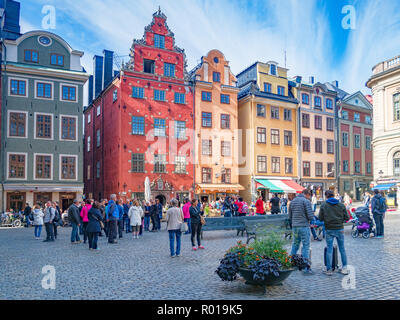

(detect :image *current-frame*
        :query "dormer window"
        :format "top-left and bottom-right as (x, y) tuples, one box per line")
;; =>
(50, 54), (64, 66)
(270, 64), (277, 76)
(143, 59), (155, 74)
(314, 96), (322, 108)
(154, 34), (165, 49)
(24, 50), (38, 63)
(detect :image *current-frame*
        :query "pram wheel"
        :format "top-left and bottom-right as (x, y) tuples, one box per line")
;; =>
(362, 230), (370, 239)
(351, 229), (359, 238)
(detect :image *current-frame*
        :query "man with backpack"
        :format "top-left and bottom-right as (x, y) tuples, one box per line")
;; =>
(24, 203), (32, 228)
(371, 189), (387, 238)
(43, 201), (56, 242)
(106, 194), (119, 244)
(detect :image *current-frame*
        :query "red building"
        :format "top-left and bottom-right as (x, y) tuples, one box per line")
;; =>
(84, 9), (194, 204)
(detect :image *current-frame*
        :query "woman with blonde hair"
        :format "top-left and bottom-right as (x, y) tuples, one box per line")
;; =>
(128, 200), (144, 239)
(32, 205), (44, 239)
(166, 199), (184, 257)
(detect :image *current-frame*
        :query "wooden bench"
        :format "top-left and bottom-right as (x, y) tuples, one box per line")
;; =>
(244, 215), (291, 244)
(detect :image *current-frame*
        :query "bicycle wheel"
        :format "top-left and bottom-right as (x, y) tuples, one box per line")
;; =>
(351, 229), (359, 238)
(13, 219), (22, 227)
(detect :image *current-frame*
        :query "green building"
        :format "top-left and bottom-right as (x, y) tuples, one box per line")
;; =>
(1, 30), (88, 211)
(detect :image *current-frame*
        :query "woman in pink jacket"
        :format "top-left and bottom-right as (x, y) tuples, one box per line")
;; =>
(182, 198), (191, 235)
(80, 200), (92, 244)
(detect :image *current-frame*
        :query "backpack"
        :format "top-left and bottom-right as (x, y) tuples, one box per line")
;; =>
(53, 208), (61, 222)
(242, 202), (249, 214)
(378, 197), (386, 213)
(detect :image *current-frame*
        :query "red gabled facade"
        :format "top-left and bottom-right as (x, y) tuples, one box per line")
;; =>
(84, 9), (194, 203)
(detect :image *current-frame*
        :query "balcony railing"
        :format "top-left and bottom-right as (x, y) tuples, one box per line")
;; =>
(373, 55), (400, 75)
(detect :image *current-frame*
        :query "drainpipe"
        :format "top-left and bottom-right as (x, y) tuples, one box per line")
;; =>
(191, 78), (196, 201)
(296, 84), (302, 187)
(1, 38), (7, 212)
(336, 100), (341, 194)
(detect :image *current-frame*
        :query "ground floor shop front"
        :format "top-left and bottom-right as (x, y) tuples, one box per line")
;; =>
(301, 179), (337, 203)
(195, 183), (245, 203)
(248, 177), (304, 203)
(372, 177), (400, 208)
(338, 176), (373, 201)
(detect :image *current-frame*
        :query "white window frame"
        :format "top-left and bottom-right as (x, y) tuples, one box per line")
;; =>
(34, 112), (54, 140)
(96, 129), (101, 147)
(59, 114), (78, 142)
(34, 80), (54, 100)
(87, 136), (91, 152)
(59, 83), (78, 103)
(33, 153), (53, 181)
(7, 110), (28, 139)
(96, 105), (101, 116)
(7, 152), (28, 180)
(8, 77), (29, 98)
(59, 154), (78, 181)
(87, 113), (91, 124)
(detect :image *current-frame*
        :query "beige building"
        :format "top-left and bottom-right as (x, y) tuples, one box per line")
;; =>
(367, 55), (400, 207)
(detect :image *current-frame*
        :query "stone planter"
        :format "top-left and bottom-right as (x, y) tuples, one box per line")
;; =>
(238, 267), (294, 287)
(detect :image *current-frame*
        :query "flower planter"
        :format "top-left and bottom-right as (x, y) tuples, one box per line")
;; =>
(238, 267), (294, 286)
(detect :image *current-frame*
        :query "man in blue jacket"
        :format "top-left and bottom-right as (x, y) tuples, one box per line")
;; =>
(155, 199), (163, 230)
(117, 200), (124, 239)
(106, 194), (119, 244)
(371, 189), (387, 238)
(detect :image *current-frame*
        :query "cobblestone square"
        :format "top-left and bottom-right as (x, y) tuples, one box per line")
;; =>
(1, 212), (400, 300)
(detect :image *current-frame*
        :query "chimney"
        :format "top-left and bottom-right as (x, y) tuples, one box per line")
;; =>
(93, 55), (104, 99)
(102, 50), (114, 89)
(309, 76), (314, 84)
(295, 76), (302, 83)
(88, 75), (93, 105)
(1, 0), (21, 40)
(332, 80), (339, 88)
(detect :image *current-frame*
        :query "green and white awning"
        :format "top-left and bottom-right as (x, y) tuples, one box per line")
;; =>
(255, 179), (304, 193)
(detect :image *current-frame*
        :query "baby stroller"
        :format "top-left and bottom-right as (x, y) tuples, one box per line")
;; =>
(351, 206), (376, 239)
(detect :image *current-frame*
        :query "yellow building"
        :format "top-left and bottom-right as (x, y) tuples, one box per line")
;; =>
(190, 50), (244, 202)
(237, 61), (303, 203)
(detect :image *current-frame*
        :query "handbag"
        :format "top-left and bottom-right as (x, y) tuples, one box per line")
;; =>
(180, 222), (188, 233)
(200, 215), (206, 226)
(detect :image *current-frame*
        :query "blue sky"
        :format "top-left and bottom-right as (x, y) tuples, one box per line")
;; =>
(19, 0), (400, 102)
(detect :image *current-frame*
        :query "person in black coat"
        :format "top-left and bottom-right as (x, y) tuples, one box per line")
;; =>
(150, 200), (158, 232)
(270, 194), (281, 215)
(87, 201), (103, 251)
(189, 199), (204, 251)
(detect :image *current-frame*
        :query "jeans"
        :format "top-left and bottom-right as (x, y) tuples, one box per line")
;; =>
(191, 223), (202, 247)
(53, 224), (58, 239)
(88, 232), (99, 249)
(70, 222), (80, 242)
(108, 219), (118, 243)
(82, 222), (88, 242)
(325, 229), (347, 270)
(224, 210), (232, 217)
(144, 216), (150, 231)
(373, 213), (384, 236)
(25, 216), (30, 227)
(168, 229), (182, 256)
(155, 215), (161, 230)
(290, 227), (311, 267)
(45, 222), (54, 241)
(79, 223), (84, 235)
(184, 218), (191, 234)
(281, 205), (287, 214)
(124, 217), (131, 233)
(151, 215), (157, 231)
(311, 220), (325, 239)
(313, 204), (317, 212)
(34, 225), (42, 238)
(118, 219), (124, 238)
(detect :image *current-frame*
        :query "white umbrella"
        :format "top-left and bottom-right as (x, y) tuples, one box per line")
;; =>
(145, 177), (151, 202)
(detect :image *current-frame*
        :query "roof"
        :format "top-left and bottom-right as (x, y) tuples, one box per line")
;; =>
(238, 80), (298, 104)
(324, 82), (349, 99)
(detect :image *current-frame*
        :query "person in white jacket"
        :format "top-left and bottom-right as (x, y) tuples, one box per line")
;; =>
(32, 205), (44, 239)
(128, 200), (144, 239)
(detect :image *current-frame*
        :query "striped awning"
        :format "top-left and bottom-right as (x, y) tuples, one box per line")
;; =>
(256, 179), (304, 193)
(373, 183), (397, 191)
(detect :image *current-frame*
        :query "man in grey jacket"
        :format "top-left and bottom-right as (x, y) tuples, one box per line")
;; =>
(288, 189), (314, 274)
(68, 199), (82, 244)
(43, 201), (55, 242)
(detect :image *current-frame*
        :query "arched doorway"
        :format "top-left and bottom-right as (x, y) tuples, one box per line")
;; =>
(156, 194), (166, 206)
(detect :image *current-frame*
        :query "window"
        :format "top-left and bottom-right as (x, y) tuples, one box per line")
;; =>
(285, 158), (293, 174)
(365, 116), (372, 124)
(113, 90), (118, 102)
(270, 157), (280, 173)
(315, 162), (323, 177)
(202, 140), (212, 156)
(302, 93), (309, 105)
(35, 155), (51, 179)
(213, 72), (221, 82)
(154, 89), (166, 101)
(50, 54), (64, 66)
(154, 34), (165, 49)
(302, 113), (310, 128)
(393, 152), (400, 175)
(367, 162), (372, 174)
(132, 153), (144, 173)
(354, 113), (360, 122)
(62, 85), (76, 101)
(327, 139), (334, 154)
(221, 168), (231, 183)
(9, 112), (26, 137)
(202, 112), (212, 127)
(175, 156), (186, 174)
(342, 110), (349, 120)
(354, 134), (360, 149)
(96, 161), (100, 178)
(221, 141), (231, 157)
(87, 136), (91, 152)
(271, 129), (280, 145)
(61, 156), (76, 180)
(343, 160), (349, 172)
(154, 154), (166, 173)
(302, 137), (310, 152)
(326, 117), (334, 131)
(257, 104), (266, 117)
(132, 87), (144, 98)
(284, 130), (292, 146)
(24, 50), (38, 63)
(342, 132), (349, 147)
(315, 138), (322, 153)
(175, 121), (186, 139)
(284, 109), (292, 121)
(37, 82), (52, 99)
(174, 92), (185, 104)
(10, 79), (26, 96)
(87, 165), (91, 180)
(202, 168), (212, 183)
(277, 86), (285, 96)
(202, 91), (212, 102)
(303, 162), (310, 177)
(154, 118), (166, 137)
(9, 154), (26, 179)
(314, 115), (322, 129)
(36, 114), (52, 139)
(270, 64), (276, 75)
(264, 83), (271, 93)
(220, 94), (230, 104)
(344, 180), (351, 191)
(326, 98), (333, 109)
(355, 161), (361, 173)
(314, 96), (322, 108)
(394, 93), (400, 121)
(164, 63), (175, 77)
(257, 156), (267, 173)
(143, 59), (155, 74)
(96, 105), (101, 116)
(257, 127), (266, 144)
(366, 136), (371, 150)
(221, 114), (230, 129)
(327, 163), (335, 177)
(96, 129), (100, 147)
(271, 107), (279, 119)
(61, 116), (76, 140)
(132, 116), (145, 135)
(87, 114), (91, 124)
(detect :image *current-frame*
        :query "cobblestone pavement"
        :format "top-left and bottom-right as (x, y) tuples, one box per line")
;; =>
(1, 211), (400, 300)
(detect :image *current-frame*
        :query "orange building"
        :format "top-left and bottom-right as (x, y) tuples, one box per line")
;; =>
(190, 50), (244, 202)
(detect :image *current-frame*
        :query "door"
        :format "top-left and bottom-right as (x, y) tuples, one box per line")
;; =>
(60, 193), (76, 211)
(34, 192), (52, 207)
(7, 192), (26, 212)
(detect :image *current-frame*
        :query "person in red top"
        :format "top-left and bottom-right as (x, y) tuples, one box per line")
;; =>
(256, 196), (265, 215)
(80, 199), (92, 244)
(236, 197), (244, 216)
